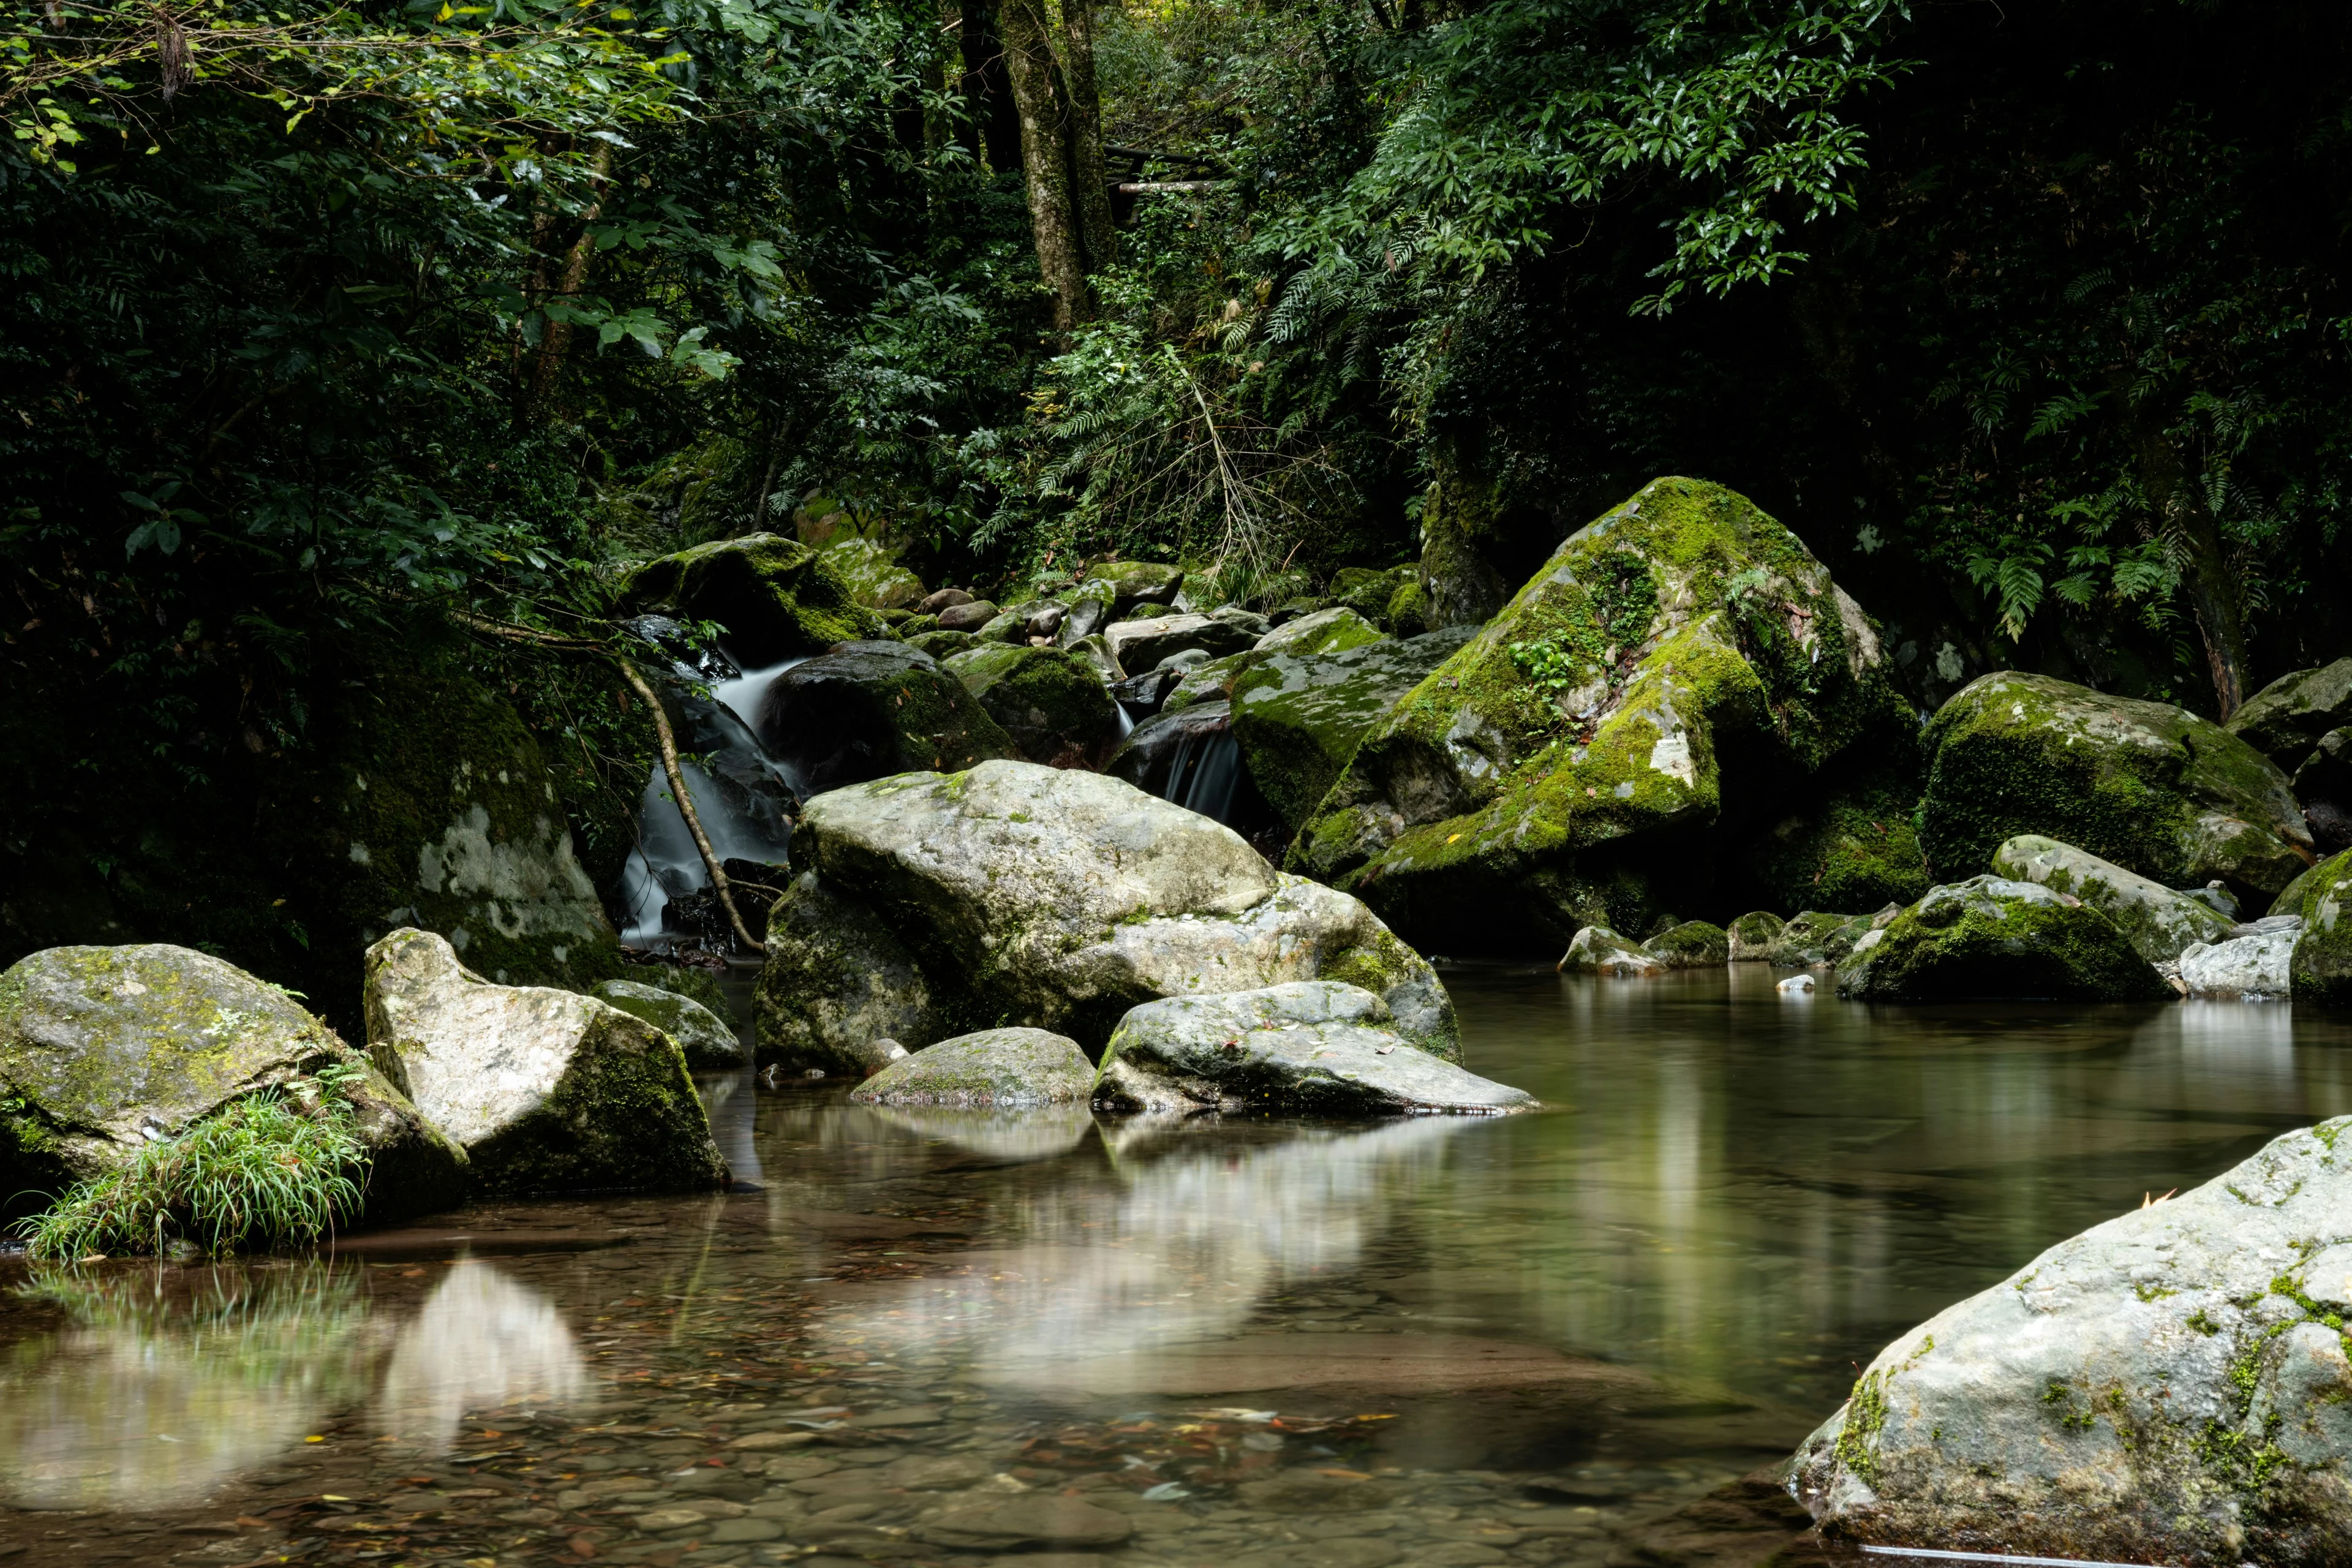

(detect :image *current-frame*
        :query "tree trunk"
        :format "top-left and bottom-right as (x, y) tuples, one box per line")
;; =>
(997, 0), (1087, 333)
(1060, 0), (1117, 274)
(527, 143), (612, 419)
(962, 0), (1022, 173)
(2120, 394), (2250, 718)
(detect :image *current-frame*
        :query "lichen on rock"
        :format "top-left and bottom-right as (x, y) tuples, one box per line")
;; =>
(1835, 876), (2169, 1001)
(1292, 477), (1912, 952)
(942, 643), (1124, 769)
(1229, 626), (1476, 831)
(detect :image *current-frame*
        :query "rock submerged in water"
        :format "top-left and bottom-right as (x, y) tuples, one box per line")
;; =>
(365, 929), (728, 1194)
(1649, 920), (1730, 967)
(1918, 671), (2315, 903)
(1836, 876), (2171, 1002)
(1792, 1115), (2352, 1567)
(1555, 926), (1664, 976)
(1991, 833), (2236, 963)
(1093, 982), (1535, 1117)
(850, 1028), (1093, 1107)
(591, 978), (744, 1070)
(0, 943), (467, 1224)
(761, 761), (1458, 1060)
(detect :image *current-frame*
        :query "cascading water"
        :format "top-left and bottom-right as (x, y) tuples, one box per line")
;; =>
(1161, 723), (1241, 821)
(612, 616), (810, 948)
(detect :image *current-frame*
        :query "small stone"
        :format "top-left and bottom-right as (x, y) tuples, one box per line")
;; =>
(636, 1506), (709, 1531)
(728, 1431), (817, 1450)
(842, 1404), (943, 1428)
(920, 1495), (1137, 1550)
(706, 1518), (785, 1543)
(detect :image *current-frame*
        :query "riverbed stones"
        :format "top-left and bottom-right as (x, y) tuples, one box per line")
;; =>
(1725, 911), (1784, 960)
(1918, 671), (2315, 903)
(1990, 834), (2236, 963)
(848, 1028), (1093, 1107)
(778, 761), (1458, 1055)
(755, 872), (946, 1071)
(941, 644), (1123, 769)
(2225, 656), (2352, 773)
(1834, 876), (2169, 1001)
(1093, 982), (1534, 1116)
(1292, 478), (1913, 952)
(618, 533), (886, 665)
(1556, 926), (1664, 976)
(1792, 1116), (2352, 1567)
(592, 979), (743, 1070)
(2177, 924), (2299, 997)
(921, 1494), (1136, 1550)
(1103, 611), (1259, 673)
(1229, 625), (1477, 831)
(364, 929), (728, 1193)
(0, 942), (467, 1222)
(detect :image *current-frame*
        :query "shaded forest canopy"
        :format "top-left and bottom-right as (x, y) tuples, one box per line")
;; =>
(5, 0), (2350, 986)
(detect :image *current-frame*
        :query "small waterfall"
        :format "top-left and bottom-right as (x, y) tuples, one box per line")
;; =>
(1164, 725), (1242, 821)
(614, 617), (809, 949)
(1110, 699), (1246, 825)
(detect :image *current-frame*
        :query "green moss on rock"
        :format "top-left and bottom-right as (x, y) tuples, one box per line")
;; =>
(942, 644), (1123, 769)
(1294, 478), (1910, 952)
(1726, 910), (1785, 959)
(2282, 848), (2352, 1007)
(1918, 671), (2315, 903)
(2225, 658), (2352, 772)
(1651, 921), (1730, 967)
(1836, 876), (2170, 1002)
(1230, 627), (1477, 831)
(620, 532), (886, 665)
(1738, 756), (1931, 913)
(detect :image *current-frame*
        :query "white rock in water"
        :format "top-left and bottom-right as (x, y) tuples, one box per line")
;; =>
(2179, 924), (2300, 997)
(1776, 973), (1815, 995)
(1793, 1115), (2352, 1565)
(365, 929), (728, 1194)
(1556, 925), (1664, 976)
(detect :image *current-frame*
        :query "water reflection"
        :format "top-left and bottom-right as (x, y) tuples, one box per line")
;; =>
(0, 1264), (374, 1510)
(374, 1260), (592, 1452)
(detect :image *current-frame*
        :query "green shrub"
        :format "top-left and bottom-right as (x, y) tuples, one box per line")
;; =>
(13, 1072), (369, 1260)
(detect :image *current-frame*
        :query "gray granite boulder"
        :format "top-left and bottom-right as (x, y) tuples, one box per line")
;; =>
(1792, 1116), (2352, 1566)
(1094, 982), (1534, 1117)
(1991, 834), (2236, 963)
(1836, 877), (2170, 1002)
(0, 943), (467, 1224)
(2178, 922), (2301, 998)
(2225, 657), (2352, 772)
(849, 1028), (1093, 1107)
(775, 761), (1458, 1058)
(755, 870), (945, 1072)
(1556, 926), (1664, 976)
(365, 929), (727, 1194)
(592, 979), (744, 1070)
(1102, 612), (1258, 673)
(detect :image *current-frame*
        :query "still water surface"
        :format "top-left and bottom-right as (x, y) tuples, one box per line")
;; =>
(3, 966), (2348, 1567)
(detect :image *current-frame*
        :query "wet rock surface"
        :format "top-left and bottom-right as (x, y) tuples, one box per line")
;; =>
(364, 929), (728, 1193)
(851, 1029), (1095, 1108)
(596, 978), (747, 1071)
(1794, 1115), (2352, 1566)
(1836, 876), (2170, 1002)
(1990, 834), (2236, 963)
(1104, 614), (1259, 674)
(756, 642), (1018, 794)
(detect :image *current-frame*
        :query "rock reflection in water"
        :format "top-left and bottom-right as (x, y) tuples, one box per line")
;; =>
(374, 1259), (591, 1450)
(801, 1109), (1485, 1373)
(0, 1264), (375, 1510)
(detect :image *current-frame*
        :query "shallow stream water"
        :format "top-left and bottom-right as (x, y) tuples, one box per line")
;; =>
(5, 967), (2350, 1568)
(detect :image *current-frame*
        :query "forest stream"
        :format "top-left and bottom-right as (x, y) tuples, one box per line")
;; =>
(5, 970), (2346, 1568)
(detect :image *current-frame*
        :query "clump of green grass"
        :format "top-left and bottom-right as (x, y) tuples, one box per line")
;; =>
(14, 1070), (371, 1260)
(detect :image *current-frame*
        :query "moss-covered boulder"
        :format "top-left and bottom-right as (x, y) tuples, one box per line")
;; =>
(941, 644), (1123, 769)
(775, 761), (1458, 1058)
(1330, 565), (1419, 630)
(1917, 672), (2314, 905)
(1835, 878), (2169, 1001)
(1295, 478), (1912, 951)
(2299, 728), (2352, 854)
(1556, 925), (1665, 975)
(1093, 982), (1534, 1117)
(810, 535), (926, 611)
(2281, 848), (2352, 1006)
(755, 872), (945, 1072)
(1254, 607), (1385, 658)
(1735, 757), (1931, 914)
(1651, 921), (1730, 967)
(753, 641), (1017, 793)
(907, 628), (978, 661)
(619, 533), (887, 665)
(2224, 657), (2352, 772)
(1163, 650), (1263, 713)
(1989, 835), (2236, 964)
(1765, 910), (1876, 967)
(1726, 911), (1784, 960)
(592, 979), (743, 1070)
(848, 1028), (1093, 1108)
(1229, 627), (1477, 832)
(0, 944), (466, 1223)
(364, 929), (727, 1194)
(1082, 560), (1185, 618)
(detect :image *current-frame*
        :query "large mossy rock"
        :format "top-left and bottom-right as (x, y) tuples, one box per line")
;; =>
(1292, 478), (1911, 951)
(848, 1028), (1093, 1107)
(1229, 627), (1476, 832)
(0, 944), (466, 1223)
(2225, 657), (2352, 772)
(1094, 982), (1533, 1117)
(364, 929), (728, 1194)
(1793, 1117), (2352, 1566)
(2279, 847), (2352, 1006)
(591, 979), (743, 1070)
(619, 533), (886, 666)
(763, 761), (1457, 1061)
(1990, 834), (2236, 963)
(1253, 606), (1385, 658)
(1734, 757), (1931, 914)
(1834, 876), (2169, 1002)
(753, 641), (1018, 794)
(1918, 671), (2313, 904)
(755, 871), (944, 1072)
(942, 644), (1123, 769)
(310, 662), (625, 993)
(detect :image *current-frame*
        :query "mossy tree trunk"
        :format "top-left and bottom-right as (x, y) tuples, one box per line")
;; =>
(996, 0), (1114, 336)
